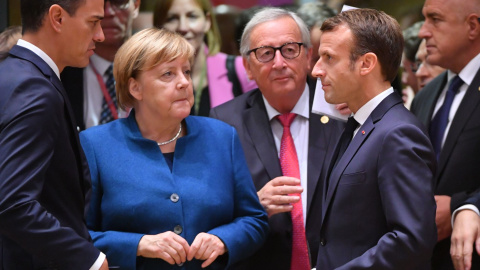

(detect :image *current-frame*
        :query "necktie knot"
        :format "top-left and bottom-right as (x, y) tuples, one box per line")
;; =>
(448, 75), (463, 95)
(344, 116), (359, 137)
(105, 64), (113, 77)
(277, 113), (297, 128)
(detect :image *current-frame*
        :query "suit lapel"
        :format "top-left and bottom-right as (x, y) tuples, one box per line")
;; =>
(422, 73), (448, 128)
(321, 93), (401, 223)
(243, 91), (283, 187)
(10, 45), (90, 200)
(438, 69), (480, 177)
(306, 86), (327, 216)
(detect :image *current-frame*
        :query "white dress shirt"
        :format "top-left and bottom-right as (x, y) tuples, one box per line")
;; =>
(352, 87), (395, 137)
(263, 84), (310, 224)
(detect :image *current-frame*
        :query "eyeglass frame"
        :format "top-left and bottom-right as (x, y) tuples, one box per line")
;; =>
(105, 0), (131, 10)
(247, 42), (304, 63)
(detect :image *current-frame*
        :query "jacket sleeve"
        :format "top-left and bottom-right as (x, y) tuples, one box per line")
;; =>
(207, 127), (269, 267)
(80, 132), (144, 270)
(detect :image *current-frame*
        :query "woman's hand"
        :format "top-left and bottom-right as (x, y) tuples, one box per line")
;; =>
(187, 233), (227, 268)
(137, 232), (190, 265)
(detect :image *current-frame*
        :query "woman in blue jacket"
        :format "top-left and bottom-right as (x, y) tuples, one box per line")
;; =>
(80, 28), (268, 270)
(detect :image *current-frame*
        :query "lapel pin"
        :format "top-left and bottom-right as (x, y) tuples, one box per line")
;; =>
(320, 115), (329, 124)
(362, 130), (365, 135)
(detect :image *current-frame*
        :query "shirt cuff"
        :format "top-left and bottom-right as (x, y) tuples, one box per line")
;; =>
(451, 204), (480, 227)
(89, 252), (106, 270)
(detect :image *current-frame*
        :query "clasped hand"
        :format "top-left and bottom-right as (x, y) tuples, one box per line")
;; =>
(137, 232), (226, 268)
(257, 176), (303, 217)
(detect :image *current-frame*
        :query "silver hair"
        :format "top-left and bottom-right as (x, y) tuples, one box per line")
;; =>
(239, 7), (312, 57)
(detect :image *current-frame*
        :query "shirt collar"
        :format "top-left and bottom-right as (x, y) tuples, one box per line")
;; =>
(353, 87), (394, 126)
(17, 39), (60, 79)
(449, 52), (480, 86)
(263, 83), (310, 121)
(90, 53), (112, 75)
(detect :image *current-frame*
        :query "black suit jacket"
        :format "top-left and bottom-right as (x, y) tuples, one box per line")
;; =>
(411, 69), (480, 270)
(210, 87), (344, 269)
(0, 46), (100, 269)
(61, 67), (86, 130)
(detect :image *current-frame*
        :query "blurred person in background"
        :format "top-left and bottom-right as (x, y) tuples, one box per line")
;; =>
(415, 39), (446, 90)
(81, 28), (268, 270)
(296, 1), (336, 85)
(0, 25), (22, 62)
(154, 0), (257, 116)
(401, 21), (423, 109)
(62, 0), (141, 130)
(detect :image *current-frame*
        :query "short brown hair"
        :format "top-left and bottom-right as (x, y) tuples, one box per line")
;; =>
(321, 9), (404, 83)
(114, 28), (195, 110)
(153, 0), (221, 55)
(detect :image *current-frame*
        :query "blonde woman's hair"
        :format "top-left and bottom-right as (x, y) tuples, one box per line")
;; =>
(114, 27), (195, 110)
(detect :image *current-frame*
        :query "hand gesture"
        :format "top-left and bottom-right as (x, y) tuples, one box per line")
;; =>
(257, 176), (303, 217)
(451, 210), (480, 270)
(137, 231), (190, 265)
(187, 233), (226, 268)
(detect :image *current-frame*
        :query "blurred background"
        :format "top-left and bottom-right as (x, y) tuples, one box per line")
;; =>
(0, 0), (424, 55)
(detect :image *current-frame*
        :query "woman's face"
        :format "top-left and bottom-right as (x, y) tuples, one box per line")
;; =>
(129, 57), (194, 121)
(162, 0), (211, 52)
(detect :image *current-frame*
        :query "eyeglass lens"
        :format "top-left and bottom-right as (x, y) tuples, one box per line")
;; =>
(255, 43), (301, 62)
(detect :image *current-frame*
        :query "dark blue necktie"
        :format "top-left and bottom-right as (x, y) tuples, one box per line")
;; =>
(429, 75), (463, 159)
(100, 64), (117, 124)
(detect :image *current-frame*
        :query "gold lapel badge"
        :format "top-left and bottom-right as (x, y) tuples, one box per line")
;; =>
(320, 115), (329, 124)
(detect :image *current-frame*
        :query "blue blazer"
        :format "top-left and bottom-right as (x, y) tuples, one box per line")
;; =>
(80, 112), (268, 270)
(0, 46), (99, 269)
(317, 93), (437, 269)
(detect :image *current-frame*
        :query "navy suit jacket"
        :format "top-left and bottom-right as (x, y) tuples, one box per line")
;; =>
(411, 70), (480, 270)
(210, 87), (344, 269)
(318, 93), (437, 269)
(0, 46), (100, 269)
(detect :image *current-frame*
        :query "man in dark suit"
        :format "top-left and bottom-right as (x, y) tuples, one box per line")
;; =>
(410, 0), (480, 268)
(0, 0), (109, 269)
(312, 9), (437, 269)
(210, 7), (343, 270)
(61, 0), (140, 130)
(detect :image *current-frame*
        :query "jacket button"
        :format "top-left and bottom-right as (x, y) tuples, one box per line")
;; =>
(170, 193), (179, 203)
(174, 225), (183, 234)
(320, 239), (326, 246)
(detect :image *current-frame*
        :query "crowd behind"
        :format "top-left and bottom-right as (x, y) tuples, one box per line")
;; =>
(1, 0), (480, 269)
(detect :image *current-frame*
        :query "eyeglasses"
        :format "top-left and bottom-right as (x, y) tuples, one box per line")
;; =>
(247, 42), (304, 63)
(105, 0), (130, 10)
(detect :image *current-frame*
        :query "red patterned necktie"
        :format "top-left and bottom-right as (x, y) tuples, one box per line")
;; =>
(277, 113), (311, 270)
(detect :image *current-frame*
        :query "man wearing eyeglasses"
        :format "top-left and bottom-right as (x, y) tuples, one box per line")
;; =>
(62, 0), (140, 130)
(210, 7), (343, 270)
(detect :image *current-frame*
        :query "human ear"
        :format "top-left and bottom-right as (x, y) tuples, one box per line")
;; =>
(359, 52), (377, 76)
(466, 14), (480, 40)
(48, 5), (65, 33)
(128, 77), (143, 101)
